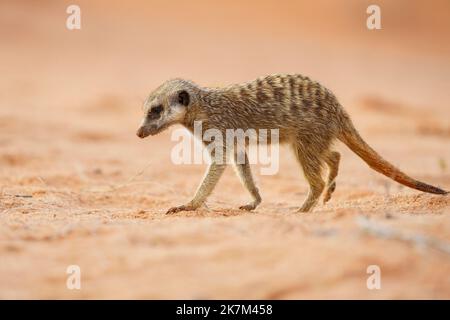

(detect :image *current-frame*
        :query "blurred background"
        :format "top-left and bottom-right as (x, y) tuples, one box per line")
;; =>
(0, 0), (449, 299)
(1, 0), (449, 108)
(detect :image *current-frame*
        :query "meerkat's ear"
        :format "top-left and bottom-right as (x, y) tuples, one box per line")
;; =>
(178, 90), (190, 107)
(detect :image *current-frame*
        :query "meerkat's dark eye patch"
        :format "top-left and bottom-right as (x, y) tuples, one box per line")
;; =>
(178, 90), (190, 106)
(152, 105), (163, 113)
(147, 105), (163, 119)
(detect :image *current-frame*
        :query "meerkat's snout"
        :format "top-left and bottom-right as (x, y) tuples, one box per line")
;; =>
(136, 126), (147, 138)
(136, 124), (158, 138)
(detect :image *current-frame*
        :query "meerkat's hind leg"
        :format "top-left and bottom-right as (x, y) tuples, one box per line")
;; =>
(323, 151), (341, 204)
(233, 151), (262, 211)
(293, 145), (326, 212)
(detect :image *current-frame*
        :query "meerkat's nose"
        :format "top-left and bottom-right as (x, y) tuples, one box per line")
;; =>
(136, 127), (145, 138)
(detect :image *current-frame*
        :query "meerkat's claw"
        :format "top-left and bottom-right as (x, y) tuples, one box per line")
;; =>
(297, 205), (314, 213)
(239, 203), (257, 211)
(166, 204), (196, 214)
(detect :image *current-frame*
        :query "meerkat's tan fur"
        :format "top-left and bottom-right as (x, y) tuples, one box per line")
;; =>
(137, 74), (448, 213)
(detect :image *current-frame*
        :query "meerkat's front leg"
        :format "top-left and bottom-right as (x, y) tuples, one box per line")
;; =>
(233, 151), (261, 211)
(166, 161), (226, 214)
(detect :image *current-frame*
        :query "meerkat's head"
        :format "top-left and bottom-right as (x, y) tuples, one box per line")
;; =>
(136, 79), (198, 138)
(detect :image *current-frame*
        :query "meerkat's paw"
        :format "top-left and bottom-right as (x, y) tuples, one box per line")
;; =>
(166, 204), (197, 214)
(297, 201), (317, 213)
(239, 197), (261, 211)
(239, 203), (257, 211)
(323, 181), (336, 204)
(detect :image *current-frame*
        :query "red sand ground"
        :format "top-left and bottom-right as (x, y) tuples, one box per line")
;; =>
(0, 0), (449, 299)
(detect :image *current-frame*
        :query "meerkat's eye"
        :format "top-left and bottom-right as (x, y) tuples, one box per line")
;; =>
(178, 90), (190, 106)
(147, 105), (163, 119)
(151, 105), (163, 114)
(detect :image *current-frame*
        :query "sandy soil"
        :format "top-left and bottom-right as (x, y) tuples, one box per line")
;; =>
(0, 0), (449, 299)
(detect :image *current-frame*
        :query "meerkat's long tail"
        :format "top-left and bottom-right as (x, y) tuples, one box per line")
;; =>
(338, 113), (448, 195)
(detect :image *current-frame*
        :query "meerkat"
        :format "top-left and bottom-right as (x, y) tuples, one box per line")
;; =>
(136, 74), (448, 213)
